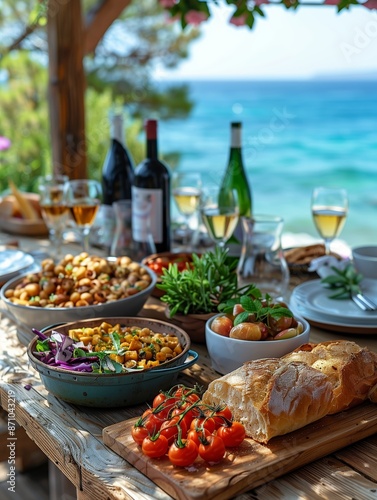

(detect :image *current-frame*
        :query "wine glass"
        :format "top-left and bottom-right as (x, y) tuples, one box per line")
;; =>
(67, 179), (102, 253)
(311, 187), (348, 255)
(38, 174), (69, 259)
(200, 186), (239, 249)
(172, 172), (202, 248)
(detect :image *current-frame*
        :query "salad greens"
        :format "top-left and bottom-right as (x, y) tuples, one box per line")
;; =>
(31, 328), (141, 374)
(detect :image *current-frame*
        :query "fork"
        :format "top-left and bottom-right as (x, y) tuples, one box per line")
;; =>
(351, 293), (377, 311)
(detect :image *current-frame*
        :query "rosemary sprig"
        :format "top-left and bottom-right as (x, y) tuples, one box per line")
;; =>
(321, 263), (363, 299)
(157, 247), (258, 316)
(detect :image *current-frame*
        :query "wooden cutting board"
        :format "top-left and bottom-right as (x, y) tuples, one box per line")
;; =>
(103, 401), (377, 500)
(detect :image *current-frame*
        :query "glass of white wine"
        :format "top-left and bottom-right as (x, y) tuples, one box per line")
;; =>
(311, 187), (348, 255)
(200, 186), (239, 249)
(172, 172), (202, 248)
(67, 179), (102, 253)
(38, 174), (69, 259)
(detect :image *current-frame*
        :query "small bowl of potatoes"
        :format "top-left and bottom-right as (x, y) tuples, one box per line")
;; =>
(205, 304), (310, 375)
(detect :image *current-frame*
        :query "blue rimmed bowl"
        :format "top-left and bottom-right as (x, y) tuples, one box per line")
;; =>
(27, 316), (198, 407)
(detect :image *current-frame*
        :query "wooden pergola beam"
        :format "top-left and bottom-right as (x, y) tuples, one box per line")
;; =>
(47, 0), (87, 179)
(47, 0), (131, 179)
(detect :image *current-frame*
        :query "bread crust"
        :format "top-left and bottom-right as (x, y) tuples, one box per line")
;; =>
(203, 340), (377, 443)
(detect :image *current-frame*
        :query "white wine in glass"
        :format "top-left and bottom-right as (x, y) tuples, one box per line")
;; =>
(200, 187), (239, 248)
(172, 172), (202, 247)
(311, 187), (348, 255)
(68, 179), (102, 253)
(38, 174), (69, 258)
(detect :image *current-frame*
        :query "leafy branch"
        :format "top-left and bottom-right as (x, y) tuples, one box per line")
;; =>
(321, 263), (363, 299)
(158, 247), (258, 315)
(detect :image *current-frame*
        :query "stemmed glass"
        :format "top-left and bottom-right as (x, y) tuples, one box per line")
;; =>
(172, 172), (202, 248)
(67, 179), (102, 253)
(38, 174), (69, 259)
(200, 186), (239, 249)
(311, 187), (348, 255)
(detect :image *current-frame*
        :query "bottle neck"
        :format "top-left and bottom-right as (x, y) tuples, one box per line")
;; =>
(230, 123), (242, 149)
(145, 119), (158, 160)
(110, 114), (124, 144)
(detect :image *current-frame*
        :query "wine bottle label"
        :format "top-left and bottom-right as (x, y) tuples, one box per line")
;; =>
(132, 187), (163, 243)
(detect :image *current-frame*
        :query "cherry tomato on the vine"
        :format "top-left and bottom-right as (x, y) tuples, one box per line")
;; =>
(168, 439), (198, 467)
(217, 421), (246, 448)
(186, 427), (211, 448)
(141, 434), (169, 458)
(171, 401), (200, 428)
(160, 416), (187, 445)
(210, 406), (233, 429)
(142, 410), (165, 434)
(173, 386), (201, 404)
(198, 435), (226, 463)
(190, 416), (216, 434)
(131, 425), (149, 446)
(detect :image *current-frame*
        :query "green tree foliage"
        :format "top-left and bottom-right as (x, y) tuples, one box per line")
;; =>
(0, 0), (199, 193)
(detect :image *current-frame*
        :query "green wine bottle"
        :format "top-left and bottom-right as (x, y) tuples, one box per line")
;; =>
(219, 121), (252, 256)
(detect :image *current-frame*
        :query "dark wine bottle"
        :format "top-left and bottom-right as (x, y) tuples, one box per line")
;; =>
(131, 119), (171, 253)
(219, 121), (252, 255)
(102, 112), (134, 205)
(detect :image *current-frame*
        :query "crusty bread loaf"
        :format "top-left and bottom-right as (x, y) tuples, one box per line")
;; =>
(202, 340), (377, 443)
(283, 341), (377, 414)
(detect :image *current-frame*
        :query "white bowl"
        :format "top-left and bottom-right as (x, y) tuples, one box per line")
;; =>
(352, 246), (377, 279)
(205, 313), (310, 375)
(0, 264), (157, 346)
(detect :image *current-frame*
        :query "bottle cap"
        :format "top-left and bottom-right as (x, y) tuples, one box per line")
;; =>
(145, 119), (157, 139)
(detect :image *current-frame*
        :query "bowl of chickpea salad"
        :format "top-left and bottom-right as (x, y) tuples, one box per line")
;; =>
(0, 252), (157, 346)
(27, 317), (198, 407)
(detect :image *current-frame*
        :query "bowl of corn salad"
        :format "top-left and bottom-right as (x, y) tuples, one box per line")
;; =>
(27, 316), (197, 407)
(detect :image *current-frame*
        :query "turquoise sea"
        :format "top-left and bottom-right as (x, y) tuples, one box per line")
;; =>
(157, 79), (377, 248)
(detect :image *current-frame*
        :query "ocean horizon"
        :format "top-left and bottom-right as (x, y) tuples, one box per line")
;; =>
(157, 78), (377, 249)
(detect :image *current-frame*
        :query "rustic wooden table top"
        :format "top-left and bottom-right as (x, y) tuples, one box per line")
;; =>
(1, 233), (377, 499)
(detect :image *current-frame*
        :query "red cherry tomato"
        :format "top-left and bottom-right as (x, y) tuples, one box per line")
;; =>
(186, 427), (211, 448)
(142, 410), (165, 434)
(160, 416), (188, 445)
(168, 439), (198, 467)
(190, 416), (216, 434)
(217, 421), (246, 448)
(211, 406), (233, 429)
(198, 435), (226, 463)
(131, 425), (149, 446)
(141, 434), (169, 458)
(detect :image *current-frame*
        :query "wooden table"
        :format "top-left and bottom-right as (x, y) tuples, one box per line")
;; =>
(1, 234), (377, 499)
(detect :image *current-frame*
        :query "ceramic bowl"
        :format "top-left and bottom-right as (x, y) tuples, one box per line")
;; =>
(205, 313), (310, 375)
(27, 316), (198, 407)
(0, 193), (48, 236)
(352, 246), (377, 279)
(0, 264), (157, 346)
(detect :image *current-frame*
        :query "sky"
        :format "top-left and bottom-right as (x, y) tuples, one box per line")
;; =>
(153, 3), (377, 80)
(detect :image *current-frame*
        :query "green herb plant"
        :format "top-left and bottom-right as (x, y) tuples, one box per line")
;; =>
(321, 263), (363, 299)
(157, 247), (259, 316)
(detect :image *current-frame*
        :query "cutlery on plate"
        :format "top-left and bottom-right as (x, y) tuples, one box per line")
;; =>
(351, 293), (377, 311)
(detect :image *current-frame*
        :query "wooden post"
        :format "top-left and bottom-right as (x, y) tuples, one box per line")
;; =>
(47, 0), (87, 179)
